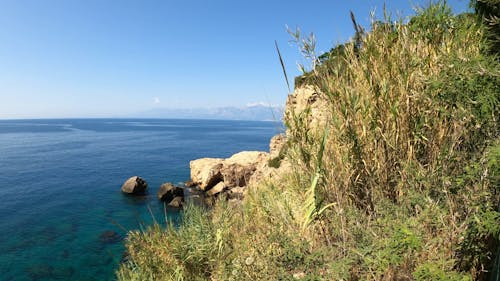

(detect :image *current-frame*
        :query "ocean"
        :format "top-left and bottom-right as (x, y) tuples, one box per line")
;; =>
(0, 119), (279, 281)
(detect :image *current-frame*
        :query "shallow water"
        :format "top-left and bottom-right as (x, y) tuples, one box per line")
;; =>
(0, 119), (278, 281)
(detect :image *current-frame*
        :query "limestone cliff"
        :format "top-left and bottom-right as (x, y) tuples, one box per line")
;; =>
(187, 84), (327, 200)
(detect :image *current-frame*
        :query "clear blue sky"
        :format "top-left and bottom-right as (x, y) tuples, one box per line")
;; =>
(0, 0), (469, 119)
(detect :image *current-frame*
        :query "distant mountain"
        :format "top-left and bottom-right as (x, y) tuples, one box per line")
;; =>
(134, 104), (284, 121)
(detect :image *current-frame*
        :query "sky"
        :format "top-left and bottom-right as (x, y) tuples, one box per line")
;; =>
(0, 0), (470, 119)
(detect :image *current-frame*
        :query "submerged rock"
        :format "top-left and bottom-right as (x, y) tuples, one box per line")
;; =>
(121, 176), (148, 195)
(99, 230), (122, 244)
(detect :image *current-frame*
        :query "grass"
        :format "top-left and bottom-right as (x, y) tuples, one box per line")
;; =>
(117, 1), (499, 280)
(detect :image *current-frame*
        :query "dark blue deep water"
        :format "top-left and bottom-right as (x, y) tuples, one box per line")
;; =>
(0, 119), (278, 281)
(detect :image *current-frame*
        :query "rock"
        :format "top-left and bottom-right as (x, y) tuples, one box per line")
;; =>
(225, 151), (268, 166)
(248, 158), (292, 188)
(221, 151), (268, 188)
(206, 182), (226, 196)
(157, 183), (183, 202)
(184, 179), (197, 187)
(284, 85), (330, 130)
(184, 187), (206, 206)
(269, 134), (286, 157)
(121, 176), (148, 194)
(221, 163), (255, 187)
(168, 196), (184, 208)
(99, 230), (122, 244)
(227, 186), (245, 200)
(189, 158), (224, 190)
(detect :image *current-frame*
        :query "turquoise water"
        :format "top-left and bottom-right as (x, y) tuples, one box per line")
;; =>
(0, 119), (278, 281)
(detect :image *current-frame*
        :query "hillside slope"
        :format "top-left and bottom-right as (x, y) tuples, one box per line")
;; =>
(117, 2), (499, 280)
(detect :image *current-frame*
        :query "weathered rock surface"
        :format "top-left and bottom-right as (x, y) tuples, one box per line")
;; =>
(157, 183), (184, 202)
(168, 196), (184, 208)
(185, 85), (327, 203)
(284, 85), (330, 130)
(189, 150), (273, 202)
(221, 151), (268, 187)
(248, 157), (292, 187)
(121, 176), (148, 194)
(189, 158), (224, 190)
(269, 134), (286, 157)
(206, 182), (226, 196)
(226, 186), (245, 200)
(184, 179), (197, 187)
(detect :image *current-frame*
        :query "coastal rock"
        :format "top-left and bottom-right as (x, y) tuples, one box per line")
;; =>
(227, 186), (245, 200)
(168, 196), (184, 208)
(184, 179), (197, 187)
(284, 85), (330, 130)
(121, 176), (148, 195)
(248, 157), (292, 188)
(225, 151), (268, 166)
(269, 134), (286, 157)
(206, 182), (226, 196)
(221, 164), (256, 187)
(157, 183), (184, 202)
(221, 151), (268, 188)
(190, 158), (224, 190)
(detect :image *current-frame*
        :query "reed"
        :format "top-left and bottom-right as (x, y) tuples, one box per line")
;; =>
(117, 1), (499, 280)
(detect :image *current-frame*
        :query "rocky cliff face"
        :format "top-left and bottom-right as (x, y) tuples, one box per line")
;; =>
(189, 139), (288, 201)
(284, 85), (330, 131)
(188, 84), (322, 201)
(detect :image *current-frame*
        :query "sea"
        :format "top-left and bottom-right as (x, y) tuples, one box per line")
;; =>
(0, 119), (279, 281)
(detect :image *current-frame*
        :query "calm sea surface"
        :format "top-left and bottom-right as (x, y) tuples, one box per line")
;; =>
(0, 119), (279, 281)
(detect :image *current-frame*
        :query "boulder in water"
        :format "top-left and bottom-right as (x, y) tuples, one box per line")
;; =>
(157, 183), (184, 202)
(121, 176), (148, 195)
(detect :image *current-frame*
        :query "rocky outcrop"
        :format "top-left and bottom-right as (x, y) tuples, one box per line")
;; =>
(206, 182), (226, 196)
(168, 196), (184, 208)
(221, 151), (268, 187)
(189, 158), (224, 190)
(121, 176), (148, 195)
(184, 180), (197, 187)
(269, 134), (286, 157)
(284, 85), (330, 130)
(189, 152), (269, 195)
(186, 84), (328, 202)
(157, 183), (184, 201)
(188, 149), (289, 201)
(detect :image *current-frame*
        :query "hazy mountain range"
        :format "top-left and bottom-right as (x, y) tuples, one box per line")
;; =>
(133, 104), (284, 121)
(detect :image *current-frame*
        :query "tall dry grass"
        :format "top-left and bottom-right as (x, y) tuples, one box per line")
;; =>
(117, 2), (499, 280)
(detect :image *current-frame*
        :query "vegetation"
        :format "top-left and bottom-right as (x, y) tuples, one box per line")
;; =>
(117, 1), (499, 280)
